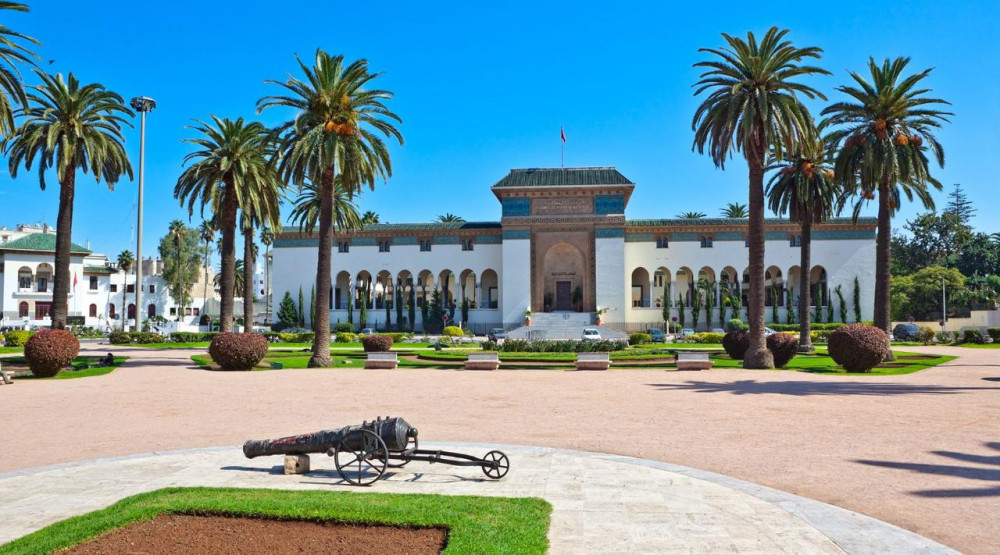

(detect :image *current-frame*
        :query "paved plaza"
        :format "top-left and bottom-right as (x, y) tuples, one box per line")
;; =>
(1, 344), (998, 552)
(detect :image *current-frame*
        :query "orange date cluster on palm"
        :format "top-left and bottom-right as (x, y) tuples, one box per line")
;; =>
(324, 120), (357, 136)
(910, 134), (923, 147)
(845, 133), (866, 148)
(873, 118), (888, 140)
(893, 133), (909, 146)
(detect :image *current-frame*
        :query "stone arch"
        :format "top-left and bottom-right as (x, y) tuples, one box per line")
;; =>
(89, 303), (98, 318)
(787, 265), (802, 307)
(653, 266), (670, 308)
(480, 269), (499, 309)
(458, 269), (477, 308)
(17, 266), (32, 291)
(36, 263), (53, 292)
(541, 241), (586, 312)
(18, 301), (28, 318)
(810, 265), (828, 306)
(765, 266), (783, 306)
(109, 303), (116, 319)
(438, 269), (456, 310)
(127, 303), (136, 320)
(375, 270), (393, 309)
(417, 270), (434, 308)
(355, 270), (373, 309)
(335, 271), (352, 310)
(631, 267), (651, 308)
(676, 266), (694, 304)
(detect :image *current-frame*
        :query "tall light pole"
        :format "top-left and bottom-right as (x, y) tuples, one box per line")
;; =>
(130, 96), (156, 331)
(941, 277), (947, 332)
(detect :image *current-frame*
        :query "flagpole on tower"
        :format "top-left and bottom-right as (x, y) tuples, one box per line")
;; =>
(560, 126), (566, 168)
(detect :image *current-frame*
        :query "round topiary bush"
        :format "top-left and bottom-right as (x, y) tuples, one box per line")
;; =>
(828, 324), (889, 373)
(721, 331), (749, 359)
(208, 332), (269, 371)
(725, 319), (746, 333)
(629, 333), (652, 345)
(442, 326), (464, 338)
(361, 334), (394, 352)
(24, 329), (80, 378)
(766, 332), (799, 368)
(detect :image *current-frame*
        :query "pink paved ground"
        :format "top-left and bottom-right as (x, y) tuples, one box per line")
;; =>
(2, 344), (999, 553)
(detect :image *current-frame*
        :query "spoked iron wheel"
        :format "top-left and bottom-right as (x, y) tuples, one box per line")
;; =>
(386, 435), (418, 468)
(332, 429), (388, 486)
(481, 450), (510, 479)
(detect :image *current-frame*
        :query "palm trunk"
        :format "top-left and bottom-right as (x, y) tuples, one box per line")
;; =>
(218, 178), (238, 333)
(121, 271), (127, 331)
(203, 241), (210, 323)
(309, 166), (335, 367)
(243, 228), (255, 332)
(875, 179), (894, 361)
(51, 168), (76, 329)
(176, 241), (183, 322)
(798, 216), (814, 352)
(264, 244), (270, 322)
(743, 151), (774, 368)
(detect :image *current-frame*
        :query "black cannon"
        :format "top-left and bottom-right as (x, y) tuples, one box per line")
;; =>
(243, 416), (509, 486)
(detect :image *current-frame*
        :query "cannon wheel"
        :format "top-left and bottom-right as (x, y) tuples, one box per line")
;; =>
(333, 429), (388, 486)
(386, 435), (418, 468)
(481, 450), (510, 479)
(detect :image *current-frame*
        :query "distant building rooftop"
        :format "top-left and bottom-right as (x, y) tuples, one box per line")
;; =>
(0, 233), (90, 254)
(491, 167), (633, 189)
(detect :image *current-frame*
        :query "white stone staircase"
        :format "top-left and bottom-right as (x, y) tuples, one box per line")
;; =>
(507, 312), (629, 341)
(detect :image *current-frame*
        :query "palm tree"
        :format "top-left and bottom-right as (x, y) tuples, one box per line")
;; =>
(288, 177), (363, 233)
(198, 219), (216, 318)
(3, 72), (133, 328)
(260, 226), (273, 321)
(175, 116), (276, 333)
(766, 139), (840, 352)
(167, 220), (187, 321)
(116, 250), (134, 331)
(360, 210), (380, 226)
(675, 211), (707, 219)
(721, 202), (748, 218)
(259, 50), (402, 367)
(0, 2), (38, 136)
(238, 179), (282, 332)
(692, 27), (828, 368)
(436, 212), (465, 223)
(821, 57), (950, 338)
(215, 259), (245, 298)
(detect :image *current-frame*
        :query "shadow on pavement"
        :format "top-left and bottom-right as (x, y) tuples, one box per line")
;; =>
(856, 442), (1000, 498)
(647, 380), (1000, 396)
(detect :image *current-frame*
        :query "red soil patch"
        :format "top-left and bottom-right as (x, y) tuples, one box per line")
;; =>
(61, 514), (446, 554)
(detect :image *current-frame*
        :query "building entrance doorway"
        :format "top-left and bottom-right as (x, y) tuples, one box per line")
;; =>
(555, 280), (572, 311)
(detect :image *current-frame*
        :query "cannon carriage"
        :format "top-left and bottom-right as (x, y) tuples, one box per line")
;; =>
(243, 416), (509, 486)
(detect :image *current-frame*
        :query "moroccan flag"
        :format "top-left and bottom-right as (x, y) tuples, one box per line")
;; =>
(73, 273), (77, 292)
(560, 127), (566, 142)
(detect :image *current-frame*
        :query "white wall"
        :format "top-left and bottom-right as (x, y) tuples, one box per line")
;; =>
(500, 238), (530, 325)
(595, 236), (626, 320)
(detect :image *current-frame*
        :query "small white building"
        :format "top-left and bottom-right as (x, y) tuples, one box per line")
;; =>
(270, 168), (877, 332)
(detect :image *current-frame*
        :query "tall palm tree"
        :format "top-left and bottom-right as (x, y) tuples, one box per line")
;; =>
(3, 72), (133, 328)
(259, 50), (402, 367)
(0, 2), (38, 136)
(288, 178), (363, 233)
(215, 259), (245, 297)
(676, 211), (707, 219)
(238, 178), (282, 332)
(692, 27), (828, 368)
(821, 57), (950, 338)
(436, 212), (465, 223)
(167, 219), (187, 321)
(766, 139), (840, 352)
(175, 116), (276, 333)
(260, 226), (273, 321)
(721, 202), (748, 218)
(198, 219), (216, 317)
(116, 250), (134, 331)
(360, 210), (380, 226)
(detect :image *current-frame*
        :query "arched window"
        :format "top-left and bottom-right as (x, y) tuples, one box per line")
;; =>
(148, 304), (156, 318)
(109, 303), (116, 318)
(127, 304), (136, 319)
(18, 301), (28, 318)
(89, 304), (98, 318)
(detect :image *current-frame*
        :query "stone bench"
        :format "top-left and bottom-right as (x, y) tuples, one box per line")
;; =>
(465, 352), (500, 371)
(365, 352), (398, 370)
(576, 352), (610, 371)
(0, 369), (12, 385)
(676, 351), (712, 371)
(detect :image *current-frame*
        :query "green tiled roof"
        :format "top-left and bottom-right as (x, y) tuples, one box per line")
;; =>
(0, 233), (90, 254)
(625, 217), (877, 227)
(84, 265), (115, 274)
(492, 167), (633, 188)
(281, 222), (501, 234)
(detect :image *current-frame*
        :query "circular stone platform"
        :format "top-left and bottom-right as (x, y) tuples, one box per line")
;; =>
(0, 443), (954, 554)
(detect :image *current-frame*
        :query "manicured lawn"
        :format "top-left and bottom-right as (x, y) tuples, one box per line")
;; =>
(0, 487), (551, 555)
(954, 343), (1000, 348)
(135, 341), (439, 350)
(5, 356), (128, 380)
(191, 352), (466, 371)
(710, 349), (955, 375)
(0, 346), (24, 354)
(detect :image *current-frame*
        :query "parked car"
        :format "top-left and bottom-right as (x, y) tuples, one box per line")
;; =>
(710, 328), (725, 335)
(358, 328), (375, 337)
(488, 328), (507, 342)
(679, 328), (696, 338)
(647, 328), (665, 343)
(892, 323), (920, 341)
(582, 328), (602, 341)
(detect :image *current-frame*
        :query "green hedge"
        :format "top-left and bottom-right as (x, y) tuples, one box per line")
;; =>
(335, 332), (357, 343)
(109, 331), (165, 344)
(690, 332), (724, 343)
(767, 323), (845, 332)
(485, 339), (628, 353)
(3, 330), (35, 346)
(987, 328), (1000, 342)
(170, 332), (218, 343)
(629, 333), (652, 345)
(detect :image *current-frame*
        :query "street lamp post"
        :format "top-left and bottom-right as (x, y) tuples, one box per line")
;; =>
(130, 96), (156, 331)
(941, 277), (947, 332)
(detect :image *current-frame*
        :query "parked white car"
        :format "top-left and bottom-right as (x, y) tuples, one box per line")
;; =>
(581, 328), (602, 341)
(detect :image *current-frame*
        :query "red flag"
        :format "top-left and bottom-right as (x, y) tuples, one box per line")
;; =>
(73, 273), (77, 292)
(560, 127), (566, 142)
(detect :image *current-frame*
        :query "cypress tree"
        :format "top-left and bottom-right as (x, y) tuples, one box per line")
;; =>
(408, 288), (416, 332)
(298, 286), (305, 328)
(836, 284), (847, 323)
(310, 285), (316, 331)
(853, 277), (862, 323)
(276, 291), (298, 331)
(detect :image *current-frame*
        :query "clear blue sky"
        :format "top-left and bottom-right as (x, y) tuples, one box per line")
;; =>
(2, 0), (997, 265)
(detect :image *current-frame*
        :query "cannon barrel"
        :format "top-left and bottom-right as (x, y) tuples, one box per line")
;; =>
(243, 417), (417, 459)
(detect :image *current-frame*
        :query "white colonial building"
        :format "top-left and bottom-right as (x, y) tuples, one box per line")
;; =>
(271, 168), (876, 333)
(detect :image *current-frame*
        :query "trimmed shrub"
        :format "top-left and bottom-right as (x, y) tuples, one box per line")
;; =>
(108, 330), (131, 344)
(962, 328), (985, 344)
(722, 331), (749, 359)
(766, 332), (798, 367)
(828, 324), (889, 372)
(333, 322), (354, 333)
(170, 331), (217, 343)
(493, 339), (628, 353)
(936, 330), (955, 344)
(208, 332), (269, 371)
(24, 329), (80, 378)
(362, 334), (394, 352)
(691, 332), (724, 344)
(442, 326), (464, 338)
(129, 331), (165, 344)
(481, 340), (498, 351)
(3, 330), (35, 346)
(988, 328), (1000, 342)
(916, 326), (936, 346)
(380, 332), (412, 344)
(334, 332), (356, 343)
(261, 331), (282, 343)
(725, 319), (747, 332)
(629, 333), (652, 345)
